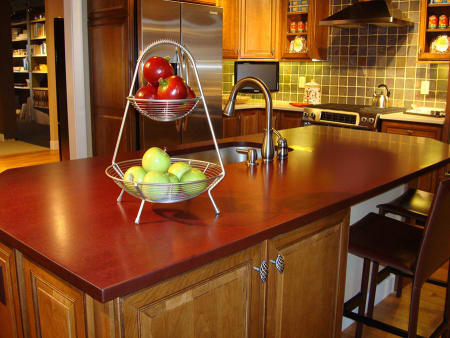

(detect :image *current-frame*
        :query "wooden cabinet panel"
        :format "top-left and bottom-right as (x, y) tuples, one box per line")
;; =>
(278, 111), (303, 130)
(381, 120), (443, 192)
(381, 120), (442, 140)
(177, 0), (218, 5)
(240, 109), (260, 135)
(93, 115), (133, 155)
(123, 244), (264, 337)
(266, 210), (349, 338)
(223, 115), (240, 137)
(21, 257), (86, 338)
(218, 0), (240, 58)
(240, 0), (279, 59)
(0, 242), (22, 338)
(88, 0), (136, 156)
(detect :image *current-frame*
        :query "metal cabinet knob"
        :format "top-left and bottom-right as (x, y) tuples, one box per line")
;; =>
(253, 260), (268, 283)
(269, 254), (285, 274)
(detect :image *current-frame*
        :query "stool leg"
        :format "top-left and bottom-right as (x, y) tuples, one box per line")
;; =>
(408, 282), (422, 338)
(356, 258), (371, 338)
(443, 266), (450, 338)
(367, 262), (380, 318)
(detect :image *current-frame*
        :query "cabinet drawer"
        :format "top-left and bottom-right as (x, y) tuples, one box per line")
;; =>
(381, 121), (442, 140)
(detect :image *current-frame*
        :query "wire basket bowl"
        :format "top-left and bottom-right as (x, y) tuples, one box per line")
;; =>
(128, 96), (201, 122)
(105, 158), (223, 203)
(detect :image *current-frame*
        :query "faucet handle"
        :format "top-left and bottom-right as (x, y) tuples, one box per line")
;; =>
(272, 129), (288, 160)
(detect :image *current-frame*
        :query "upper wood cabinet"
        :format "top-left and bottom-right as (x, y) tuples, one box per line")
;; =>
(219, 0), (280, 59)
(419, 0), (450, 61)
(0, 242), (22, 338)
(281, 0), (329, 60)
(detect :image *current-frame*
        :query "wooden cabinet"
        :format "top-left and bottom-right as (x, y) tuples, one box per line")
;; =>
(278, 111), (303, 129)
(177, 0), (217, 4)
(218, 0), (240, 58)
(219, 0), (280, 59)
(223, 109), (303, 137)
(419, 0), (450, 61)
(122, 244), (265, 337)
(266, 210), (349, 337)
(281, 0), (329, 60)
(19, 255), (86, 338)
(122, 210), (349, 338)
(0, 242), (22, 338)
(88, 0), (136, 156)
(381, 120), (443, 192)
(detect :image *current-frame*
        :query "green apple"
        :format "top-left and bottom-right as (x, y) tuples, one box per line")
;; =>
(142, 170), (170, 200)
(168, 162), (191, 181)
(141, 147), (171, 172)
(165, 173), (179, 183)
(123, 166), (147, 195)
(180, 168), (207, 196)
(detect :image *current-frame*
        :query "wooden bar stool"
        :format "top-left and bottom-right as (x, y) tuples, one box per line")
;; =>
(377, 188), (434, 298)
(377, 188), (433, 225)
(344, 177), (450, 338)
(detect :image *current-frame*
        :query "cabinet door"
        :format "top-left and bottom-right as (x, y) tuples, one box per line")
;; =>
(279, 111), (303, 130)
(240, 0), (279, 59)
(20, 256), (86, 338)
(266, 210), (349, 338)
(0, 242), (22, 338)
(259, 109), (279, 132)
(240, 109), (260, 135)
(223, 115), (240, 137)
(123, 244), (265, 338)
(218, 0), (240, 58)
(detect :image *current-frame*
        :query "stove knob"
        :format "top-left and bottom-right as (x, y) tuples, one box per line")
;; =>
(309, 113), (316, 119)
(303, 112), (309, 119)
(368, 117), (375, 123)
(361, 117), (367, 123)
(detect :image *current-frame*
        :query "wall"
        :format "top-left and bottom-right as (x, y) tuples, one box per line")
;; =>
(223, 0), (449, 110)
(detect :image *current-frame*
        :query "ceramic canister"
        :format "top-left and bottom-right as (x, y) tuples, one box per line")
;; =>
(304, 79), (321, 104)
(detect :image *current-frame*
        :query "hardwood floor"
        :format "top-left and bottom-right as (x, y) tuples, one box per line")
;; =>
(0, 149), (60, 173)
(342, 263), (448, 337)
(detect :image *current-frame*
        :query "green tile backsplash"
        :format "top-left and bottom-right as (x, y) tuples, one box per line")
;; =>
(223, 0), (449, 110)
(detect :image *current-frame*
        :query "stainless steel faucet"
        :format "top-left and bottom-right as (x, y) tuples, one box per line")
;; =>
(223, 77), (287, 162)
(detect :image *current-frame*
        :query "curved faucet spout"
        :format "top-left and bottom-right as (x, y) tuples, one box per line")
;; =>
(223, 77), (275, 161)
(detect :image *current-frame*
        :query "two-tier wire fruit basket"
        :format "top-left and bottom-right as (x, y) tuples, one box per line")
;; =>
(105, 40), (225, 224)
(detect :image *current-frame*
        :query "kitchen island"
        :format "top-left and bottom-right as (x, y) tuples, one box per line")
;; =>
(0, 126), (449, 337)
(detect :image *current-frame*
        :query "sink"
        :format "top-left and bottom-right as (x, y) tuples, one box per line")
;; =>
(170, 142), (262, 165)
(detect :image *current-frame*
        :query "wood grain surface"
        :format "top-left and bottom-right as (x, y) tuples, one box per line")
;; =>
(0, 126), (448, 302)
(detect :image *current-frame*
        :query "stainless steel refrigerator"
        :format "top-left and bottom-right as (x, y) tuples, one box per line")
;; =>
(138, 0), (223, 149)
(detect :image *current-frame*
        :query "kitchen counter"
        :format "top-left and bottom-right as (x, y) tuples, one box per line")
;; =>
(234, 99), (305, 112)
(380, 111), (446, 125)
(0, 126), (449, 304)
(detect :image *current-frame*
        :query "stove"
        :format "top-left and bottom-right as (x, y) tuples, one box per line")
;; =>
(302, 104), (405, 130)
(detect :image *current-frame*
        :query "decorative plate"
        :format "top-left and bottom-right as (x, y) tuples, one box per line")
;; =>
(293, 36), (307, 53)
(431, 35), (450, 54)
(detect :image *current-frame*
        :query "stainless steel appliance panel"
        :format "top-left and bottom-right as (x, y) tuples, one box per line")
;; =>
(140, 0), (181, 148)
(180, 3), (223, 144)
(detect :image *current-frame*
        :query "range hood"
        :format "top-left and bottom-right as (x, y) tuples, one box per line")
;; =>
(319, 0), (413, 28)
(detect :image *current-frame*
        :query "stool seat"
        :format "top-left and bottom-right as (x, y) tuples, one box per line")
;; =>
(349, 212), (423, 273)
(376, 188), (433, 223)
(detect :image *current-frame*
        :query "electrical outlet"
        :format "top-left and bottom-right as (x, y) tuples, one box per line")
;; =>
(298, 76), (306, 88)
(420, 80), (430, 95)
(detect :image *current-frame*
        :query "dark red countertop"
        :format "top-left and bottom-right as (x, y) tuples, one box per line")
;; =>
(0, 126), (449, 302)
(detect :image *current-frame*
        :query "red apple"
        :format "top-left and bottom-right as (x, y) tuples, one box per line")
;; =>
(135, 84), (157, 99)
(143, 56), (174, 87)
(157, 75), (188, 100)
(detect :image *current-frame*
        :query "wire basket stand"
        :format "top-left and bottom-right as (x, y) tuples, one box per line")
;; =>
(107, 40), (225, 224)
